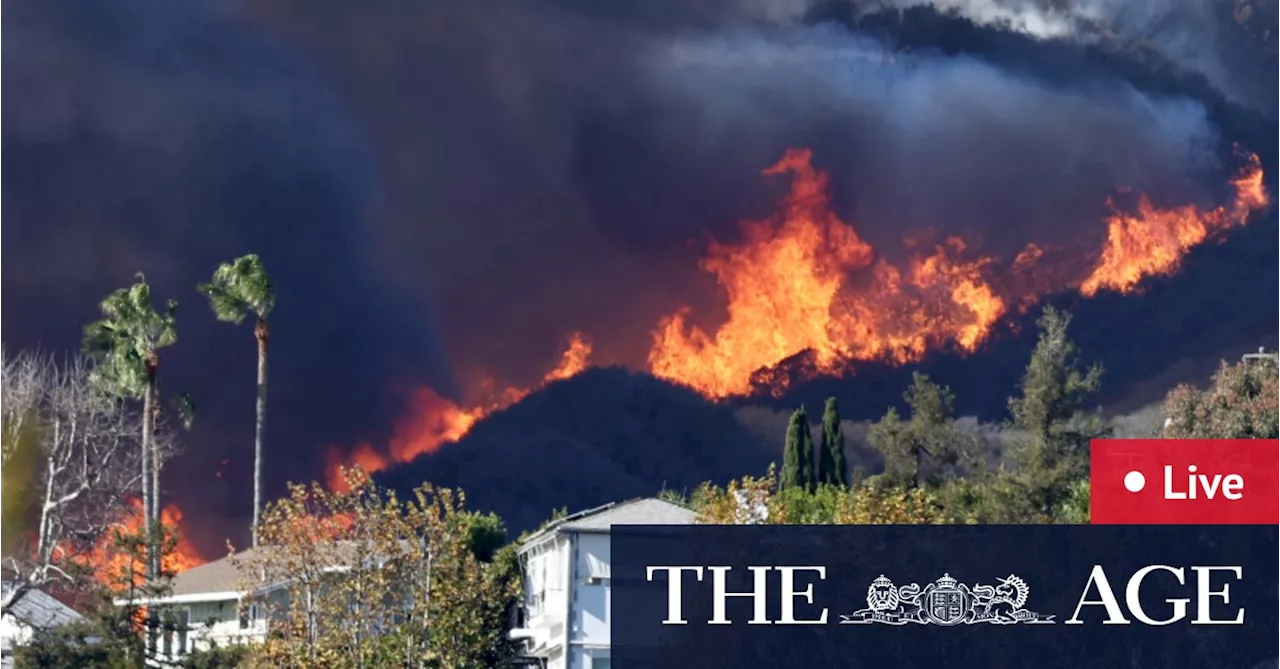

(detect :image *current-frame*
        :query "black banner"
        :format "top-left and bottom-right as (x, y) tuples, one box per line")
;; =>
(611, 525), (1278, 669)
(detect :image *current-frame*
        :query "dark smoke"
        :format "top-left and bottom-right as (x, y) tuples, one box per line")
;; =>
(2, 0), (1273, 554)
(245, 0), (1237, 380)
(2, 0), (456, 552)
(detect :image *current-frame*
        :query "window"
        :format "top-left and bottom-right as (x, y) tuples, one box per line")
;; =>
(590, 655), (611, 669)
(239, 603), (257, 629)
(585, 554), (610, 584)
(175, 609), (190, 656)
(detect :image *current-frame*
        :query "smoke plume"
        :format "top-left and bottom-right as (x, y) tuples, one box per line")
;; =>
(2, 0), (1273, 553)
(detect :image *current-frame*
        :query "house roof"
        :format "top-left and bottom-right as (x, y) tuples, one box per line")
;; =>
(1, 582), (83, 632)
(519, 498), (696, 548)
(141, 541), (378, 603)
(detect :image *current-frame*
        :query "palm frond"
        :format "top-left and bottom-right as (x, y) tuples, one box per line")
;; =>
(201, 254), (275, 323)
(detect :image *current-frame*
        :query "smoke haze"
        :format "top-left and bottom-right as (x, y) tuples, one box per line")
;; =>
(2, 0), (1274, 551)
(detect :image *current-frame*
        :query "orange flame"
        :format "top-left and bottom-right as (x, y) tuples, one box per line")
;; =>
(324, 332), (593, 491)
(646, 148), (1267, 398)
(69, 498), (207, 590)
(1081, 152), (1268, 296)
(646, 148), (1006, 398)
(335, 147), (1267, 478)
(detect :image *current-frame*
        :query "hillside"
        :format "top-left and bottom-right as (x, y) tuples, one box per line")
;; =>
(374, 366), (775, 534)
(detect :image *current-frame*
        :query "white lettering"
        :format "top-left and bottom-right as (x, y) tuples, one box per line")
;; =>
(1221, 475), (1245, 500)
(1124, 565), (1188, 626)
(1164, 465), (1186, 499)
(1164, 465), (1245, 500)
(708, 566), (772, 625)
(776, 567), (828, 625)
(647, 566), (703, 625)
(1066, 565), (1130, 625)
(1191, 566), (1245, 624)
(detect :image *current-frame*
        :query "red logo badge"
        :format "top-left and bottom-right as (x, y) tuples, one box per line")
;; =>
(1090, 439), (1279, 524)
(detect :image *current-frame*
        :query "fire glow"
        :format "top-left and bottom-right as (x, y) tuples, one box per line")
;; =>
(71, 498), (207, 589)
(322, 147), (1267, 489)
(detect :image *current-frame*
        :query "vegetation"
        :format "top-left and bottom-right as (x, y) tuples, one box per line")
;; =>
(81, 275), (191, 581)
(234, 468), (518, 668)
(818, 398), (849, 488)
(681, 306), (1111, 526)
(779, 406), (816, 492)
(199, 254), (277, 548)
(1163, 355), (1279, 439)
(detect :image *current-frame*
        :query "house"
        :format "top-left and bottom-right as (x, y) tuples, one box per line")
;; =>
(508, 498), (697, 669)
(114, 540), (417, 664)
(1, 582), (84, 668)
(112, 546), (279, 664)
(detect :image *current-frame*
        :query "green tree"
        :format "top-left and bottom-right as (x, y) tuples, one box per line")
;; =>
(198, 254), (277, 547)
(238, 469), (517, 668)
(779, 406), (815, 492)
(1163, 356), (1279, 439)
(868, 373), (964, 489)
(14, 522), (183, 669)
(81, 275), (180, 579)
(818, 397), (849, 488)
(1005, 306), (1109, 519)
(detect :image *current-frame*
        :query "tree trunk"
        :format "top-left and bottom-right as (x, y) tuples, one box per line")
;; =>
(142, 357), (157, 580)
(253, 318), (269, 547)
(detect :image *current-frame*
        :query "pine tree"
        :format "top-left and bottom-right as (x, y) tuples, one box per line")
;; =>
(780, 407), (815, 492)
(819, 397), (849, 488)
(1006, 306), (1109, 518)
(868, 373), (963, 489)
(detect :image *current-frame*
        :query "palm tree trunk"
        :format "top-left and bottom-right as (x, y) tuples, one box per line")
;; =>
(142, 361), (157, 580)
(253, 318), (269, 547)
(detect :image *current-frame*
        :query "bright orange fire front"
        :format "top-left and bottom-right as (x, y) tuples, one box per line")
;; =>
(324, 146), (1268, 483)
(646, 148), (1007, 398)
(1081, 152), (1268, 296)
(72, 498), (207, 590)
(324, 332), (593, 491)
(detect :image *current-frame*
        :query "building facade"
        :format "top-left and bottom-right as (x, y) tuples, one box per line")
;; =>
(509, 498), (696, 669)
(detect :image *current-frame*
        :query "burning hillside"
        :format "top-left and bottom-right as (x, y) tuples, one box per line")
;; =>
(325, 146), (1268, 480)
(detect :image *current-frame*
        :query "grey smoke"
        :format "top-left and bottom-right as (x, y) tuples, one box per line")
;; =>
(867, 0), (1277, 114)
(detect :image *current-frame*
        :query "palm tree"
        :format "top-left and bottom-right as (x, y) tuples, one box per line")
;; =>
(198, 254), (276, 547)
(82, 274), (178, 577)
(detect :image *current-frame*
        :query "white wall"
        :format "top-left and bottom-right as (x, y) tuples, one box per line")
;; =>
(0, 615), (33, 649)
(571, 533), (610, 646)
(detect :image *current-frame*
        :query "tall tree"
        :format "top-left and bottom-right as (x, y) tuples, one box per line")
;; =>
(198, 254), (276, 547)
(818, 397), (849, 488)
(81, 275), (179, 577)
(868, 372), (963, 489)
(1006, 306), (1108, 518)
(779, 406), (815, 492)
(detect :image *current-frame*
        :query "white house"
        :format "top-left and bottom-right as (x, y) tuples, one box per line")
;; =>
(508, 498), (697, 669)
(112, 544), (304, 664)
(114, 540), (415, 664)
(1, 582), (84, 668)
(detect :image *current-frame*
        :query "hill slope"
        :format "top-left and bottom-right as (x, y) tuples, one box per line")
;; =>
(375, 366), (774, 535)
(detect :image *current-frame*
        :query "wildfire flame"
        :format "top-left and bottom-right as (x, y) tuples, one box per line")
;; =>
(324, 332), (592, 491)
(324, 146), (1267, 478)
(648, 148), (1007, 398)
(1081, 151), (1269, 296)
(71, 498), (207, 590)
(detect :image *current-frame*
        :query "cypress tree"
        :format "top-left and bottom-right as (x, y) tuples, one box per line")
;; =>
(780, 406), (816, 492)
(819, 397), (849, 488)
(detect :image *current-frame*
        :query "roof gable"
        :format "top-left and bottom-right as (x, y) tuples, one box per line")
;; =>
(520, 498), (696, 547)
